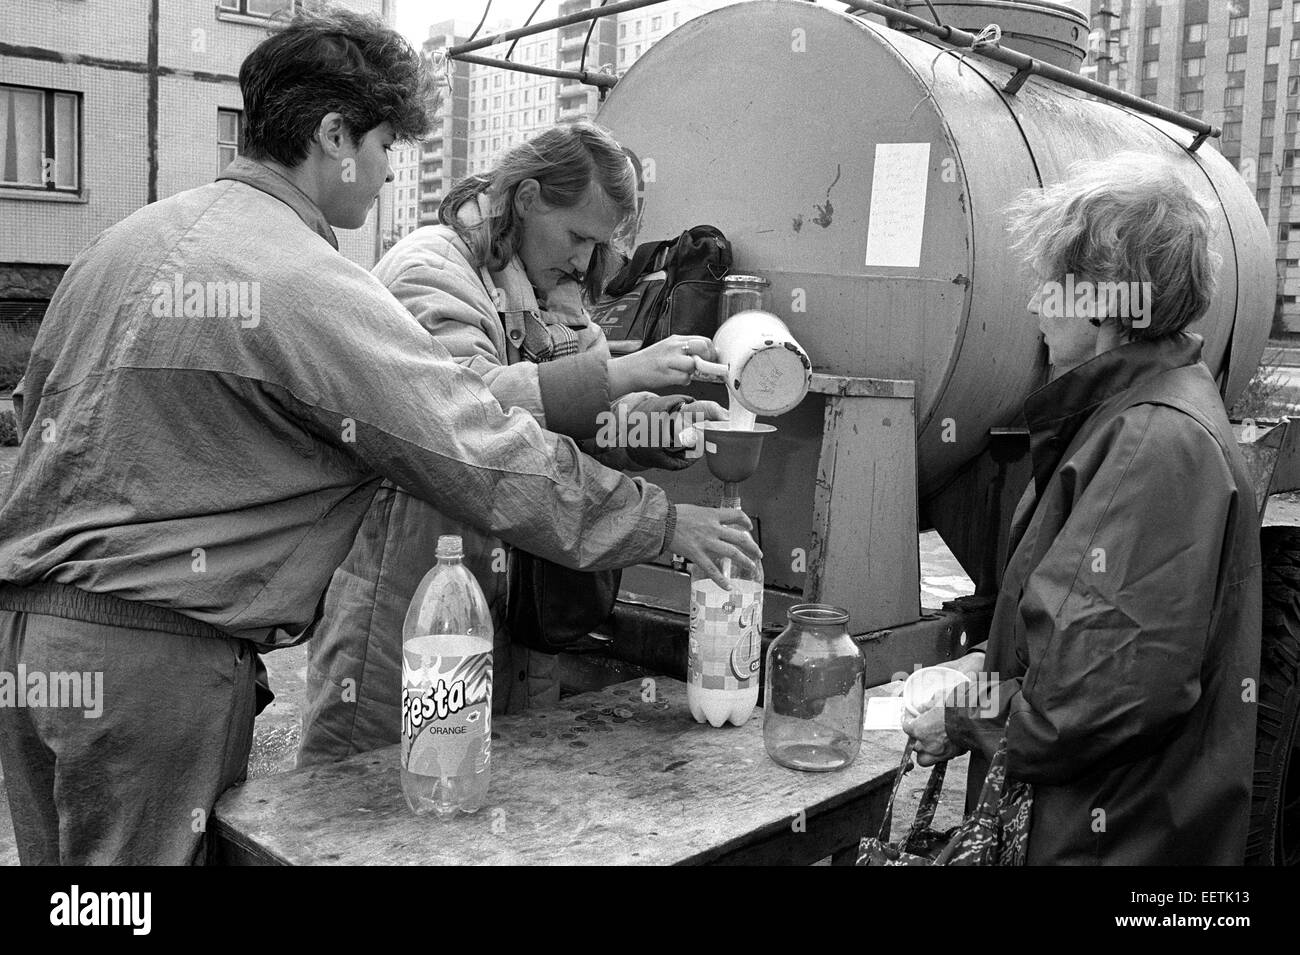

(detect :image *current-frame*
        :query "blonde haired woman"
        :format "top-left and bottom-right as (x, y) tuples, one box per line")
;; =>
(299, 122), (746, 764)
(903, 153), (1261, 864)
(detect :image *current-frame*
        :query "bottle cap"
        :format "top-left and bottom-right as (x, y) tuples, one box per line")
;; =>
(436, 535), (464, 559)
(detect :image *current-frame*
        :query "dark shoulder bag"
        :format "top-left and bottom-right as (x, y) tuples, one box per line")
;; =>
(589, 225), (732, 355)
(506, 553), (622, 654)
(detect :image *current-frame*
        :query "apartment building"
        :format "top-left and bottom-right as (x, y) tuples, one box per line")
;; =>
(1085, 0), (1300, 331)
(0, 0), (392, 322)
(417, 20), (470, 226)
(386, 142), (422, 247)
(415, 0), (733, 226)
(615, 0), (725, 72)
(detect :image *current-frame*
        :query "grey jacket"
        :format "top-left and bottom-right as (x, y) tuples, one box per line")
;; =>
(0, 158), (671, 646)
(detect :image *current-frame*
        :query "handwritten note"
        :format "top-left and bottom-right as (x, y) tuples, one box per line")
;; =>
(864, 142), (931, 269)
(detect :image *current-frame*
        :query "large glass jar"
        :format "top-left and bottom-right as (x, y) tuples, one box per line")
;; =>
(718, 274), (771, 322)
(763, 604), (865, 771)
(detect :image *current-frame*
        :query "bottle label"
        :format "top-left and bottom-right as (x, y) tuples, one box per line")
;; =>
(688, 578), (762, 690)
(401, 651), (492, 776)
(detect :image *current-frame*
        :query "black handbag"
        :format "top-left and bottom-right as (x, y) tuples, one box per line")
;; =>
(589, 225), (732, 355)
(505, 549), (623, 653)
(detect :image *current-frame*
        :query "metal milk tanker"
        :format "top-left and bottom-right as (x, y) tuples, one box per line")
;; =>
(597, 0), (1271, 636)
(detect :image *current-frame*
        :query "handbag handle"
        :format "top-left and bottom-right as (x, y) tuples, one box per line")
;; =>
(968, 737), (1012, 822)
(605, 237), (674, 297)
(875, 741), (949, 844)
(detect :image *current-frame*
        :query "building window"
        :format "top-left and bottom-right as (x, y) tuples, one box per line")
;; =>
(1288, 111), (1300, 134)
(1185, 22), (1206, 43)
(1267, 80), (1280, 101)
(636, 20), (643, 35)
(619, 48), (626, 63)
(619, 23), (627, 38)
(1145, 25), (1160, 46)
(1264, 116), (1276, 137)
(540, 44), (548, 57)
(1272, 7), (1284, 29)
(1183, 57), (1203, 78)
(1143, 59), (1159, 79)
(652, 16), (662, 31)
(1287, 148), (1299, 169)
(1182, 90), (1203, 111)
(1224, 122), (1242, 142)
(1294, 2), (1300, 23)
(218, 0), (299, 17)
(217, 108), (242, 176)
(1, 84), (81, 192)
(1282, 223), (1291, 241)
(508, 93), (515, 105)
(1229, 16), (1249, 37)
(493, 96), (501, 109)
(493, 116), (500, 129)
(1270, 44), (1282, 65)
(493, 138), (499, 150)
(1260, 188), (1271, 208)
(635, 44), (643, 57)
(1227, 51), (1247, 72)
(1225, 87), (1244, 107)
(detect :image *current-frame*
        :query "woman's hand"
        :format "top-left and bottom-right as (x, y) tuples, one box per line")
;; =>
(608, 335), (717, 396)
(902, 705), (967, 767)
(673, 400), (727, 452)
(947, 650), (986, 682)
(668, 503), (762, 589)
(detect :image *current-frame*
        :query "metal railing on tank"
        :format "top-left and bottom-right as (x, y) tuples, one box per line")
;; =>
(436, 0), (675, 97)
(435, 0), (1220, 151)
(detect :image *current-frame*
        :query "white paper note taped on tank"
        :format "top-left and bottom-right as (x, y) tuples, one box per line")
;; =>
(864, 142), (931, 269)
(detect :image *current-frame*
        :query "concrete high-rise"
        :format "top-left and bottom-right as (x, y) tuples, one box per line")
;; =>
(0, 0), (395, 323)
(1085, 0), (1300, 331)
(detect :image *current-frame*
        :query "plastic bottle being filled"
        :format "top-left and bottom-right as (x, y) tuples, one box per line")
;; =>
(687, 494), (763, 727)
(400, 535), (493, 817)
